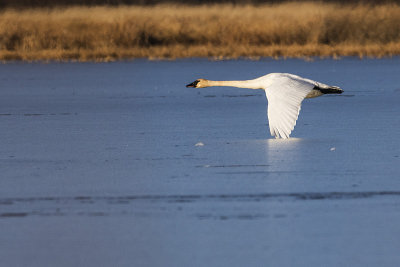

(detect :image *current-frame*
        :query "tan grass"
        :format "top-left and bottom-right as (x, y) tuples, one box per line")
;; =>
(1, 3), (400, 61)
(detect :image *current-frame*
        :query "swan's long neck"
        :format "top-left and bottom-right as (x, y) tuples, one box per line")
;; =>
(204, 79), (263, 90)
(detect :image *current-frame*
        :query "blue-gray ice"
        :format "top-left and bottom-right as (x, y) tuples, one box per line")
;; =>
(0, 58), (400, 267)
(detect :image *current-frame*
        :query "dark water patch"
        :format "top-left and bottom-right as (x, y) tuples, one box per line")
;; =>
(197, 164), (269, 168)
(216, 171), (273, 175)
(222, 94), (258, 98)
(2, 191), (400, 205)
(0, 212), (28, 218)
(216, 170), (362, 176)
(326, 94), (355, 97)
(133, 156), (207, 161)
(24, 113), (43, 116)
(25, 113), (77, 116)
(2, 191), (400, 219)
(197, 213), (268, 221)
(0, 113), (77, 117)
(77, 212), (107, 217)
(74, 196), (92, 200)
(105, 95), (169, 99)
(0, 158), (75, 165)
(273, 214), (287, 218)
(216, 170), (298, 175)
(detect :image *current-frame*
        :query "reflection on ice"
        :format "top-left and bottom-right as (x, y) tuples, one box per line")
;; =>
(263, 138), (304, 169)
(197, 164), (269, 168)
(267, 137), (303, 144)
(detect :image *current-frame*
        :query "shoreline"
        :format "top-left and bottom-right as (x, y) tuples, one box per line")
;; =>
(2, 45), (400, 62)
(1, 3), (400, 61)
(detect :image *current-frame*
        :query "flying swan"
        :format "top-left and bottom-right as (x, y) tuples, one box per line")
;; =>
(186, 73), (343, 139)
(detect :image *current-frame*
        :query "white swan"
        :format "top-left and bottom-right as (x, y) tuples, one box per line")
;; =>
(186, 73), (343, 139)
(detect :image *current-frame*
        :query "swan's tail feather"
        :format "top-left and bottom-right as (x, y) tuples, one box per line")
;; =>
(314, 85), (343, 94)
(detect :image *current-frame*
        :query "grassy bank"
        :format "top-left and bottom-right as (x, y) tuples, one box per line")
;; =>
(1, 2), (400, 61)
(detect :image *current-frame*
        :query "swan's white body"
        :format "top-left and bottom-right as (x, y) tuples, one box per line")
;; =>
(186, 73), (342, 139)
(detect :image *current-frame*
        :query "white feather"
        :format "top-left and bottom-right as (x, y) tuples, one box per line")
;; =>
(188, 72), (342, 139)
(261, 73), (316, 139)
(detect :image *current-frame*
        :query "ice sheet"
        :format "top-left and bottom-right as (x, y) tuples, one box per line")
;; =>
(0, 58), (399, 267)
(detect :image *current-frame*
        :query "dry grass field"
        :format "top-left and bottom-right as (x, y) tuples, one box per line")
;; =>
(1, 2), (400, 61)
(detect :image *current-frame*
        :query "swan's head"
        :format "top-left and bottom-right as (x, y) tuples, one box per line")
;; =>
(186, 79), (209, 88)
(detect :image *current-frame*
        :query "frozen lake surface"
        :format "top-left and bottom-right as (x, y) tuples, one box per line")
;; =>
(0, 58), (400, 266)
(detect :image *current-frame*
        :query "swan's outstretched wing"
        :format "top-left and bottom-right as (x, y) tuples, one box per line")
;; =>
(263, 74), (315, 139)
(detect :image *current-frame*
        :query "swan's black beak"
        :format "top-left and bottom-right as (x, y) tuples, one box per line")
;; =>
(186, 80), (199, 88)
